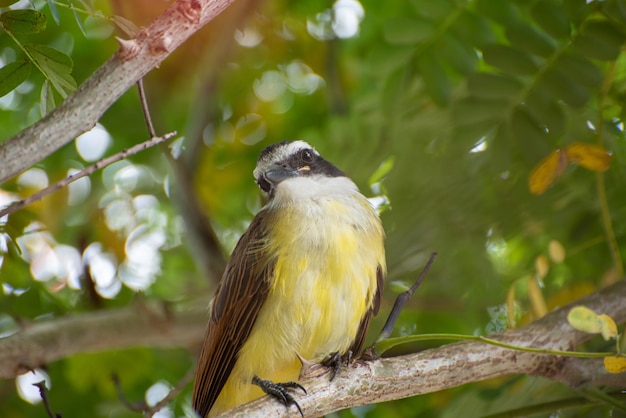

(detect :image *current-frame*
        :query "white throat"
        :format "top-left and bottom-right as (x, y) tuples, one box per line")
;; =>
(268, 175), (359, 206)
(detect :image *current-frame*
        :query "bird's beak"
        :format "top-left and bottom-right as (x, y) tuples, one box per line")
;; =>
(263, 164), (298, 186)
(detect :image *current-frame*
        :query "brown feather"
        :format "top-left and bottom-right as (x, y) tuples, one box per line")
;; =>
(192, 210), (275, 417)
(349, 264), (385, 355)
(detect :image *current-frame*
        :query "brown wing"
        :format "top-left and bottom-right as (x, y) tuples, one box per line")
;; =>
(192, 210), (275, 418)
(350, 264), (385, 355)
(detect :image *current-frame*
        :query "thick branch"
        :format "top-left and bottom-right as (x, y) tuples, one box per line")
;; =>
(0, 301), (207, 379)
(219, 279), (626, 417)
(0, 0), (235, 184)
(0, 280), (624, 415)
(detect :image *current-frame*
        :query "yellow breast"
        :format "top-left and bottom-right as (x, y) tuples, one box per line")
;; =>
(209, 190), (385, 416)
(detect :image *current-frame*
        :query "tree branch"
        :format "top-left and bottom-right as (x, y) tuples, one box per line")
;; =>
(218, 279), (626, 417)
(0, 300), (207, 379)
(0, 0), (235, 184)
(0, 280), (624, 416)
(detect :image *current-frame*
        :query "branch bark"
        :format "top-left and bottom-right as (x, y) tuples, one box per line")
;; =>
(0, 0), (235, 184)
(0, 280), (624, 415)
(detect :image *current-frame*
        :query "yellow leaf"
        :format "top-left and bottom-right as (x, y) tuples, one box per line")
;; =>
(528, 276), (547, 318)
(548, 240), (565, 263)
(567, 306), (602, 334)
(528, 149), (568, 195)
(597, 314), (618, 340)
(565, 142), (612, 172)
(535, 254), (550, 279)
(603, 355), (626, 374)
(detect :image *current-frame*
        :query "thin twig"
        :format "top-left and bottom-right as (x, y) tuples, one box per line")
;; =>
(112, 373), (147, 412)
(0, 131), (176, 219)
(33, 380), (61, 418)
(376, 252), (438, 342)
(144, 365), (196, 417)
(137, 79), (157, 138)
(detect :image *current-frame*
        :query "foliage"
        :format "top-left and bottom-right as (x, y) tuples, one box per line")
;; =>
(1, 0), (625, 417)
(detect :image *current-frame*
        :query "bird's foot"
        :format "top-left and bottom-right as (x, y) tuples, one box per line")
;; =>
(252, 376), (307, 417)
(322, 350), (352, 381)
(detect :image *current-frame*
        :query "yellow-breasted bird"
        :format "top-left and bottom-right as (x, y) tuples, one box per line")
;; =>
(192, 140), (386, 417)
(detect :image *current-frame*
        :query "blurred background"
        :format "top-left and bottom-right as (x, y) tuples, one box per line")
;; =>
(0, 0), (625, 416)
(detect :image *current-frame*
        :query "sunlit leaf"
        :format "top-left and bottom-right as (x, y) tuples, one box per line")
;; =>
(603, 355), (626, 373)
(369, 156), (395, 186)
(567, 306), (617, 340)
(527, 275), (547, 318)
(565, 142), (612, 172)
(568, 306), (602, 333)
(0, 60), (31, 97)
(0, 9), (47, 34)
(528, 149), (568, 195)
(535, 254), (549, 279)
(597, 314), (618, 340)
(548, 240), (565, 263)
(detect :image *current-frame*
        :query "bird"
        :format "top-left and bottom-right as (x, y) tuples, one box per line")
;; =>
(192, 140), (386, 417)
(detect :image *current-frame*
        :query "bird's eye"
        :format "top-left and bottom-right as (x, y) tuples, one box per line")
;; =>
(301, 149), (314, 163)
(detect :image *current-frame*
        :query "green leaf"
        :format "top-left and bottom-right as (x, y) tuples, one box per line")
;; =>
(411, 0), (453, 19)
(554, 53), (602, 88)
(0, 60), (31, 97)
(25, 43), (73, 72)
(452, 97), (509, 125)
(0, 0), (20, 7)
(477, 0), (519, 25)
(417, 52), (450, 106)
(467, 73), (523, 99)
(510, 106), (550, 162)
(531, 0), (571, 39)
(539, 67), (589, 107)
(452, 10), (495, 48)
(72, 8), (87, 37)
(368, 46), (414, 75)
(573, 20), (625, 61)
(482, 44), (537, 75)
(369, 156), (395, 185)
(47, 0), (61, 25)
(384, 17), (436, 45)
(24, 44), (76, 96)
(506, 22), (556, 58)
(602, 0), (626, 25)
(525, 92), (566, 138)
(40, 79), (55, 115)
(0, 9), (47, 34)
(563, 0), (589, 25)
(437, 33), (477, 76)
